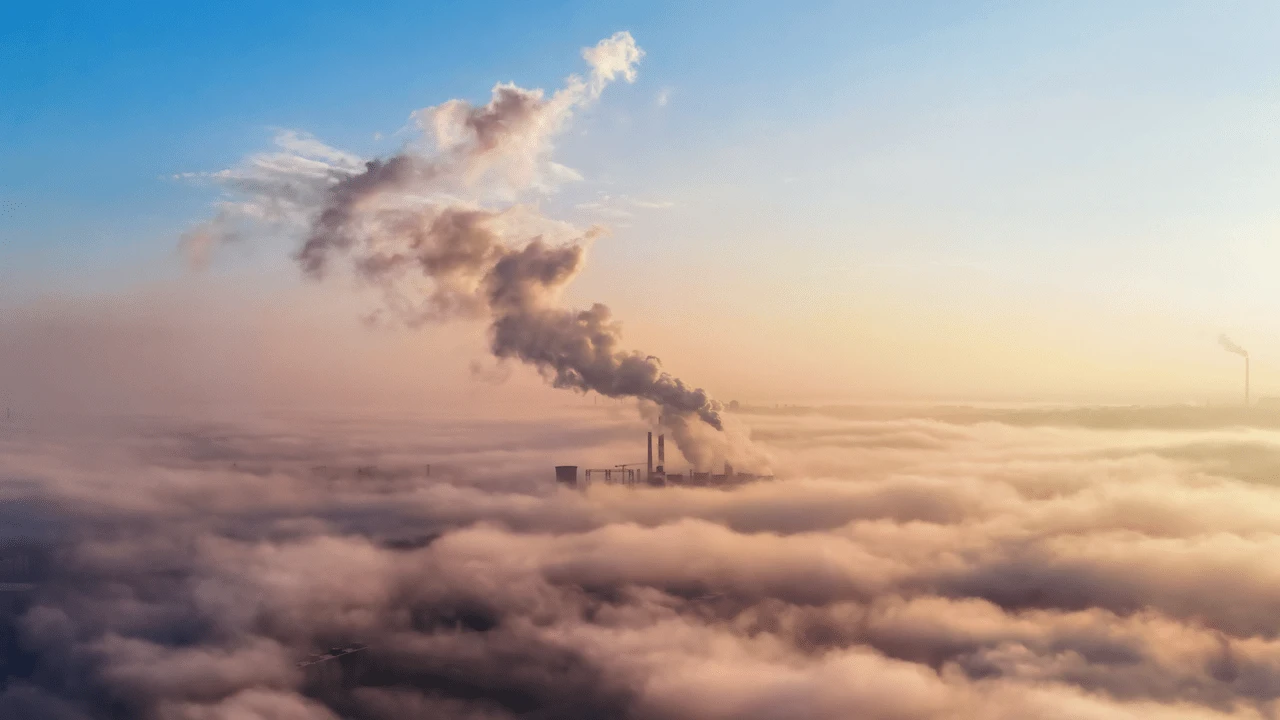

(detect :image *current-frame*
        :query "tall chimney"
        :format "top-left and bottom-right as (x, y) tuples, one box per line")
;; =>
(658, 434), (665, 468)
(647, 432), (653, 481)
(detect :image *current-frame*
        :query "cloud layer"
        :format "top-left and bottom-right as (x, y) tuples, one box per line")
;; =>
(5, 404), (1280, 718)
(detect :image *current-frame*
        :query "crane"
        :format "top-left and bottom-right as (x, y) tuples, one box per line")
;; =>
(615, 462), (650, 481)
(585, 462), (648, 485)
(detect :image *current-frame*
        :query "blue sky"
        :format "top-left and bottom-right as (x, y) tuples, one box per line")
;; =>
(0, 0), (980, 285)
(3, 1), (1279, 402)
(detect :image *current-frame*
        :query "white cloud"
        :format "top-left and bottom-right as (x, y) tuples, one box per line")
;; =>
(8, 405), (1280, 716)
(582, 31), (645, 97)
(628, 198), (675, 209)
(270, 129), (363, 169)
(575, 202), (633, 219)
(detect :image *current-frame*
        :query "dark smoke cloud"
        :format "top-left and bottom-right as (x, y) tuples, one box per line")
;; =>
(6, 405), (1280, 718)
(181, 33), (740, 466)
(489, 303), (723, 430)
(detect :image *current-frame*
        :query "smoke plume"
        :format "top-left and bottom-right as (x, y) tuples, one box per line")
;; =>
(1218, 334), (1249, 358)
(182, 33), (746, 465)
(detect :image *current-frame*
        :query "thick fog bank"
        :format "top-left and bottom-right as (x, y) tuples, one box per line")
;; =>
(4, 406), (1280, 719)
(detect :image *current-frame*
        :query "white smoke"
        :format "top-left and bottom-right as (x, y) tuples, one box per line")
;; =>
(1218, 334), (1249, 359)
(182, 32), (760, 470)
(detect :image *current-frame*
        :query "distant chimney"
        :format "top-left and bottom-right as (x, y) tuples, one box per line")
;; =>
(658, 434), (665, 466)
(647, 432), (653, 481)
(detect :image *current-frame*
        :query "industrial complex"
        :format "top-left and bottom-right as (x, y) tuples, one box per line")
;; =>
(555, 432), (772, 490)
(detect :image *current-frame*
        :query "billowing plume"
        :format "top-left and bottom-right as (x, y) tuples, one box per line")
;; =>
(1219, 334), (1249, 359)
(183, 32), (744, 463)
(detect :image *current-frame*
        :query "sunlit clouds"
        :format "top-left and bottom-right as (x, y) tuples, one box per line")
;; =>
(6, 404), (1280, 717)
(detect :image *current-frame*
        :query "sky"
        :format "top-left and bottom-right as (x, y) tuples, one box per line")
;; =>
(2, 0), (1279, 407)
(12, 7), (1280, 718)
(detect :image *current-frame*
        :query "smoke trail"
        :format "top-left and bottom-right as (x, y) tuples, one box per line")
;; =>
(1219, 334), (1249, 358)
(183, 32), (748, 461)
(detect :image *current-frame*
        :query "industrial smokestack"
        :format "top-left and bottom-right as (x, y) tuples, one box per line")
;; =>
(647, 432), (653, 481)
(658, 434), (664, 467)
(1218, 334), (1250, 405)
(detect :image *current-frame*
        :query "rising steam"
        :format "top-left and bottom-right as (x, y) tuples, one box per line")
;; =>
(1218, 334), (1249, 358)
(181, 32), (757, 467)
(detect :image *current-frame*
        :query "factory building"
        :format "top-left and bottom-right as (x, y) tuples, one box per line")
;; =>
(555, 465), (580, 488)
(299, 644), (369, 705)
(555, 433), (773, 490)
(1, 542), (46, 680)
(0, 542), (44, 600)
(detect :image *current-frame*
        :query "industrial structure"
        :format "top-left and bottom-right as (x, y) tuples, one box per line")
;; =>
(554, 432), (772, 490)
(298, 643), (369, 704)
(1218, 335), (1251, 405)
(1, 543), (43, 678)
(0, 542), (44, 595)
(297, 644), (369, 669)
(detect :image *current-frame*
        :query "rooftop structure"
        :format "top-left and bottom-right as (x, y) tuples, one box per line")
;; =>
(584, 467), (640, 485)
(0, 542), (48, 585)
(297, 644), (369, 668)
(557, 434), (773, 490)
(298, 643), (370, 701)
(0, 546), (41, 623)
(0, 552), (32, 580)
